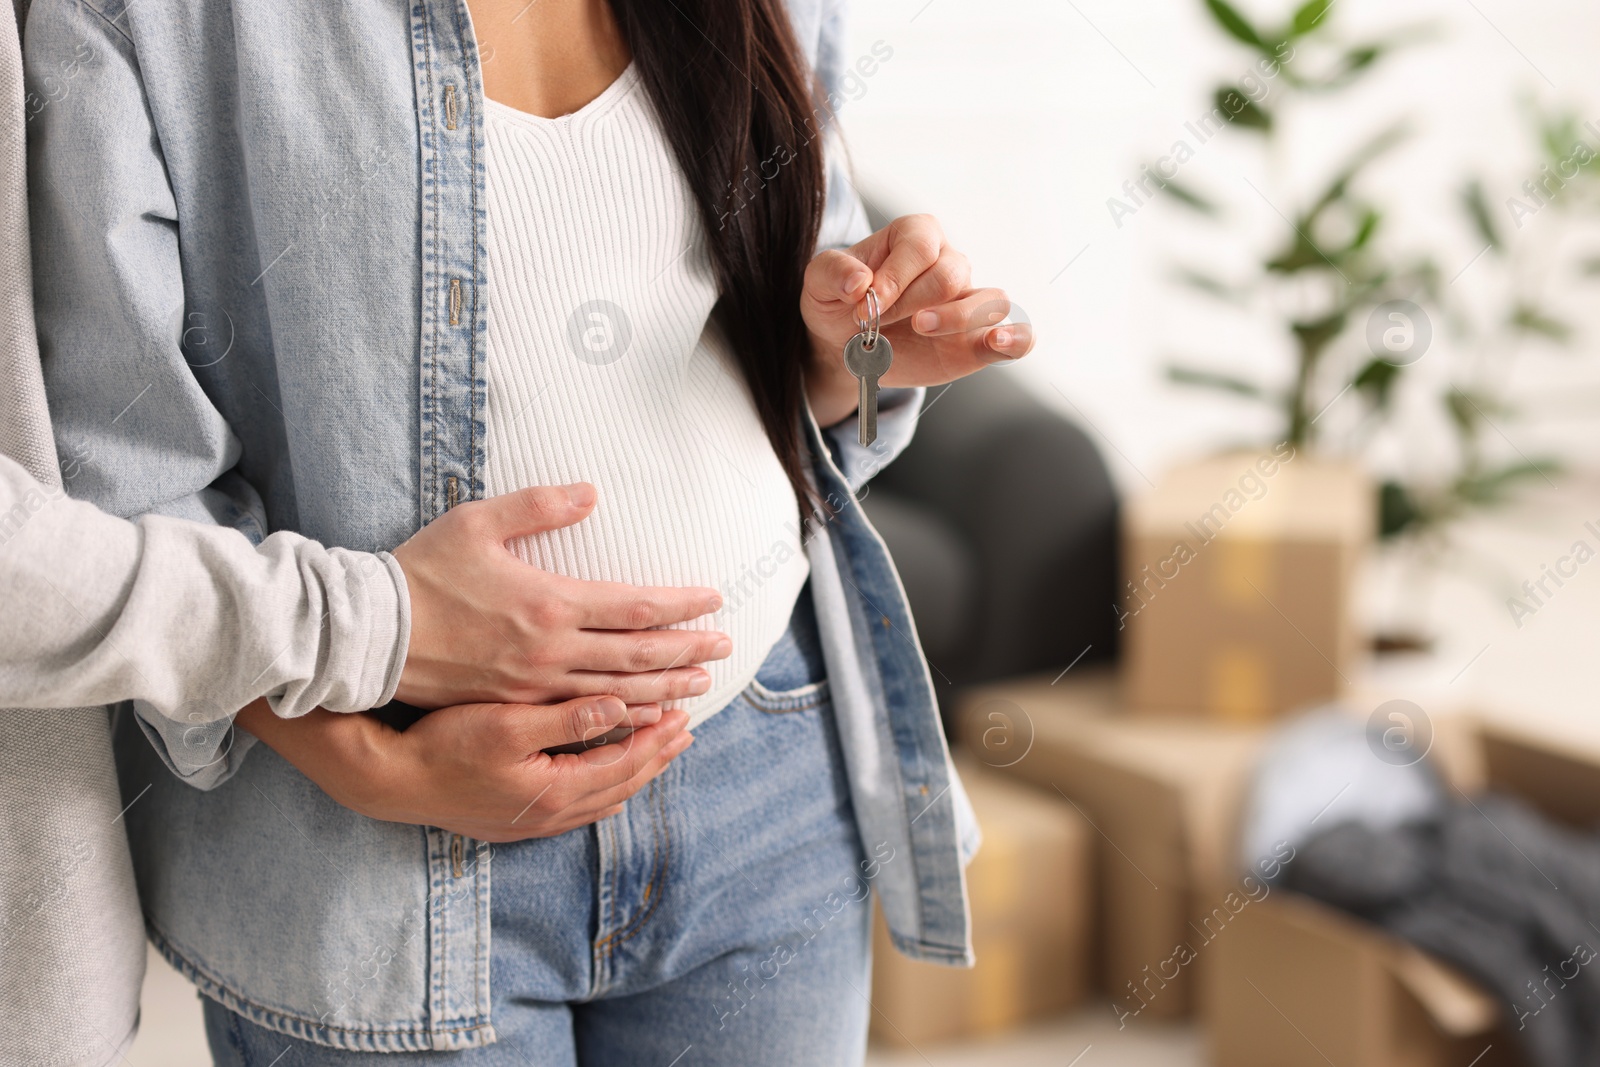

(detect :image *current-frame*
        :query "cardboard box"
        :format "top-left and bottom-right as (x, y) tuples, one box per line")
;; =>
(1208, 893), (1520, 1067)
(869, 759), (1092, 1047)
(1122, 452), (1373, 722)
(1205, 719), (1600, 1067)
(953, 670), (1267, 1020)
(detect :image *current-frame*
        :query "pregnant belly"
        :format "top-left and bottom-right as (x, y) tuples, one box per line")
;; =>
(485, 367), (811, 726)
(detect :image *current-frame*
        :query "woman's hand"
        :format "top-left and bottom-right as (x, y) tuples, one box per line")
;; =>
(236, 696), (693, 842)
(391, 483), (730, 709)
(801, 214), (1035, 427)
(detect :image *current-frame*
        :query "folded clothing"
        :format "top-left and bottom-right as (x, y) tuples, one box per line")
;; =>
(1284, 793), (1600, 1067)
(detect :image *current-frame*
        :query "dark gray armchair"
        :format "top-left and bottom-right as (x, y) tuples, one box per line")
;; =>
(860, 370), (1122, 720)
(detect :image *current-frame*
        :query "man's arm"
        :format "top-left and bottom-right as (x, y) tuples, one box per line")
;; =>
(0, 454), (734, 724)
(0, 449), (408, 717)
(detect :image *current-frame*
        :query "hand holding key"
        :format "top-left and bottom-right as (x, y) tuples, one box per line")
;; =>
(800, 214), (1035, 431)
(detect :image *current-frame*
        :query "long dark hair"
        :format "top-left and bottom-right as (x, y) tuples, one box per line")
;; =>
(607, 0), (829, 508)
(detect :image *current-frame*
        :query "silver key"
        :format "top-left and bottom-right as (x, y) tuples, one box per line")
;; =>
(843, 286), (894, 446)
(843, 332), (893, 446)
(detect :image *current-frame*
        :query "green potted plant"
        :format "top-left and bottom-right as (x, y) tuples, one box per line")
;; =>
(1150, 0), (1575, 650)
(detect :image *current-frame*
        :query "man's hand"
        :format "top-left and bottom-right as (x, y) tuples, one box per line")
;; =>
(236, 696), (693, 842)
(801, 214), (1035, 427)
(391, 482), (730, 709)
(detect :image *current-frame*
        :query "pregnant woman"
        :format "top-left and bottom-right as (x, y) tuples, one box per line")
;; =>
(27, 0), (1031, 1061)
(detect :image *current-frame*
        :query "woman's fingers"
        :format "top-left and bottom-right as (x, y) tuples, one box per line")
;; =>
(574, 627), (732, 674)
(562, 710), (693, 782)
(497, 695), (654, 754)
(880, 251), (972, 328)
(978, 320), (1035, 362)
(805, 248), (873, 311)
(897, 289), (1035, 373)
(853, 214), (945, 320)
(563, 665), (712, 704)
(570, 578), (723, 629)
(294, 699), (700, 843)
(533, 727), (694, 838)
(564, 730), (694, 817)
(879, 320), (1036, 386)
(572, 719), (694, 794)
(908, 287), (1009, 337)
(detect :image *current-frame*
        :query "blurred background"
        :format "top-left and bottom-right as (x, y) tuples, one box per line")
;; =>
(130, 0), (1600, 1064)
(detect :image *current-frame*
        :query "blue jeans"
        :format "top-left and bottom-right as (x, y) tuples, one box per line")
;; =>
(203, 593), (874, 1065)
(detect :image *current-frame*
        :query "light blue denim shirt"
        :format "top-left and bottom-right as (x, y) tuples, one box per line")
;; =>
(27, 0), (978, 1051)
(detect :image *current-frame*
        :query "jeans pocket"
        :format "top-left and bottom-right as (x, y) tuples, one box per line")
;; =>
(742, 676), (831, 714)
(745, 588), (828, 712)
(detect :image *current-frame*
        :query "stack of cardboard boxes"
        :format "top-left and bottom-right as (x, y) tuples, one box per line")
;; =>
(1120, 449), (1370, 722)
(868, 451), (1377, 1044)
(868, 449), (1558, 1066)
(954, 670), (1266, 1023)
(868, 759), (1094, 1047)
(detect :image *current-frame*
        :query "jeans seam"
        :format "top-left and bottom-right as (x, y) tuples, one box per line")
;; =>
(606, 815), (621, 940)
(596, 774), (671, 956)
(588, 815), (621, 993)
(227, 1006), (248, 1067)
(596, 789), (651, 955)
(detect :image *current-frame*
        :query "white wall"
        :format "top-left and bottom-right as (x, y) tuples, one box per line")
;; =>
(839, 0), (1600, 491)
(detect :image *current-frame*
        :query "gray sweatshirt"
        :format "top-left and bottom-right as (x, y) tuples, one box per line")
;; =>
(2, 2), (409, 1061)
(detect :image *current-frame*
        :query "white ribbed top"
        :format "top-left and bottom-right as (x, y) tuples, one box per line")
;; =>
(482, 63), (810, 727)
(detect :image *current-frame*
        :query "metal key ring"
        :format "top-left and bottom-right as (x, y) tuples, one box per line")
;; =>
(855, 287), (881, 350)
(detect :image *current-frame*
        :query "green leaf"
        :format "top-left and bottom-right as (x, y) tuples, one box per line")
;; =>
(1157, 175), (1219, 214)
(1445, 391), (1478, 436)
(1338, 44), (1383, 79)
(1290, 0), (1333, 36)
(1291, 312), (1348, 357)
(1169, 266), (1242, 300)
(1445, 388), (1510, 438)
(1204, 0), (1267, 49)
(1509, 304), (1572, 341)
(1306, 124), (1410, 221)
(1266, 225), (1341, 275)
(1214, 87), (1272, 131)
(1461, 179), (1500, 252)
(1539, 112), (1577, 168)
(1165, 364), (1268, 399)
(1344, 208), (1381, 254)
(1299, 25), (1436, 90)
(1453, 460), (1559, 505)
(1378, 480), (1423, 539)
(1352, 357), (1401, 409)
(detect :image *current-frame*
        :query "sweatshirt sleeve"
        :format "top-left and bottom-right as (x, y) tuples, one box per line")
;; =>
(0, 451), (410, 723)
